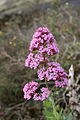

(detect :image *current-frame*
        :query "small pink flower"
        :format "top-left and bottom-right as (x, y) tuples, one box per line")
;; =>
(0, 112), (4, 116)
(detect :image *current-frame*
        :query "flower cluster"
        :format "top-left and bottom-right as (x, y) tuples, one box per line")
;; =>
(23, 81), (38, 100)
(29, 27), (59, 55)
(37, 62), (68, 87)
(25, 53), (48, 69)
(23, 81), (50, 100)
(23, 27), (68, 101)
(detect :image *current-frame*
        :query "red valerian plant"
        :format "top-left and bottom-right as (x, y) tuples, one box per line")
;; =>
(23, 27), (68, 101)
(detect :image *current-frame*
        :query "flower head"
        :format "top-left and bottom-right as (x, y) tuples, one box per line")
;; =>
(25, 53), (48, 69)
(23, 81), (38, 100)
(37, 62), (68, 87)
(29, 27), (59, 55)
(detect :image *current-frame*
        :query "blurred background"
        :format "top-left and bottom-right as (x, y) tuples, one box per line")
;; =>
(0, 0), (80, 120)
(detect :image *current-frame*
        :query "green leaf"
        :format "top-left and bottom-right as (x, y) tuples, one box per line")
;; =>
(44, 111), (54, 117)
(43, 99), (52, 108)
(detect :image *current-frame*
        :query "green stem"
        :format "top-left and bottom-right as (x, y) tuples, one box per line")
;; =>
(45, 79), (49, 89)
(49, 96), (60, 120)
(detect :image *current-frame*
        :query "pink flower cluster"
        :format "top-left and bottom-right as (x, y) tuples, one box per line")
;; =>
(29, 27), (59, 55)
(25, 53), (48, 69)
(37, 62), (68, 87)
(23, 81), (50, 100)
(23, 27), (68, 101)
(23, 81), (38, 100)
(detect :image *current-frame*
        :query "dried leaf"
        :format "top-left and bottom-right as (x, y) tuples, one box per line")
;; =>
(68, 65), (74, 86)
